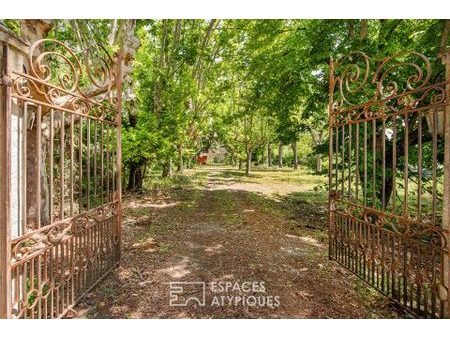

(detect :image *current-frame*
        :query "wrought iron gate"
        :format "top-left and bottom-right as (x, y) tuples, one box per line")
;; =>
(328, 50), (450, 318)
(0, 34), (122, 318)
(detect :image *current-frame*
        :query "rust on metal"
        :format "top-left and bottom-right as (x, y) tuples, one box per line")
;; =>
(0, 42), (12, 319)
(329, 50), (450, 318)
(0, 38), (122, 319)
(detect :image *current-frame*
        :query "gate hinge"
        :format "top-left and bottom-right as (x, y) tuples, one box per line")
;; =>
(0, 75), (12, 87)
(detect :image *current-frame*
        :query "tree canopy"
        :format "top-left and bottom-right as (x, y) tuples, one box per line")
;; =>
(4, 19), (449, 187)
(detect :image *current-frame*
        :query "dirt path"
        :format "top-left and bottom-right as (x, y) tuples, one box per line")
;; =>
(74, 167), (402, 318)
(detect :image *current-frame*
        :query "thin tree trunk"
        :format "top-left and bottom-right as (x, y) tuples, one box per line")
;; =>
(245, 149), (252, 175)
(231, 153), (237, 166)
(187, 157), (192, 169)
(238, 159), (243, 170)
(267, 142), (272, 167)
(292, 141), (298, 170)
(127, 160), (144, 191)
(162, 158), (173, 178)
(260, 145), (265, 166)
(278, 144), (283, 168)
(177, 143), (184, 173)
(154, 20), (168, 117)
(316, 155), (322, 172)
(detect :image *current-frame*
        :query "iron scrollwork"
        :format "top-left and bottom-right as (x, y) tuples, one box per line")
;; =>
(331, 51), (447, 121)
(11, 38), (118, 119)
(11, 202), (118, 262)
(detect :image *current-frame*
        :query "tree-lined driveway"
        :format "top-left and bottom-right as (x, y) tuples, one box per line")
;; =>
(75, 167), (402, 318)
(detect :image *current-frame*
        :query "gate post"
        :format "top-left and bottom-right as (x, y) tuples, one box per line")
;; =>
(0, 42), (11, 319)
(443, 49), (450, 319)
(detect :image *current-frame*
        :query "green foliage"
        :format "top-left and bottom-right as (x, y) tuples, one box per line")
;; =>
(17, 19), (447, 181)
(127, 19), (448, 179)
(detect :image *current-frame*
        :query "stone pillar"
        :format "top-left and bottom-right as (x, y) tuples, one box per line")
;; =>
(0, 24), (29, 319)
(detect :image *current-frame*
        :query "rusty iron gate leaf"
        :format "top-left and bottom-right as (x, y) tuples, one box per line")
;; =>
(0, 36), (122, 319)
(328, 50), (450, 318)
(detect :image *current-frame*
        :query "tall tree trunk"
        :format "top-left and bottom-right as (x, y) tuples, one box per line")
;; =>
(292, 141), (298, 170)
(278, 144), (283, 168)
(154, 20), (168, 117)
(177, 143), (184, 174)
(267, 142), (272, 167)
(316, 155), (322, 172)
(187, 156), (192, 169)
(162, 158), (173, 178)
(231, 153), (237, 166)
(309, 129), (324, 173)
(245, 149), (252, 175)
(238, 159), (243, 170)
(127, 159), (144, 191)
(260, 145), (265, 166)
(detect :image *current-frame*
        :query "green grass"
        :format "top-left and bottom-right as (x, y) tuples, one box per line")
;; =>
(143, 170), (209, 191)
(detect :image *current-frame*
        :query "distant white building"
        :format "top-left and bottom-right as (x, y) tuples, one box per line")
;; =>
(207, 145), (227, 163)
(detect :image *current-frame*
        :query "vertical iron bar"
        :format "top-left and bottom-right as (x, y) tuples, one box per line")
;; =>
(372, 119), (376, 208)
(70, 114), (74, 216)
(106, 124), (110, 202)
(21, 103), (27, 234)
(418, 111), (422, 218)
(87, 118), (90, 210)
(37, 255), (41, 319)
(355, 123), (359, 203)
(348, 123), (352, 199)
(382, 116), (386, 210)
(335, 126), (338, 192)
(381, 228), (385, 292)
(49, 109), (54, 224)
(60, 111), (64, 220)
(392, 114), (397, 213)
(404, 111), (409, 216)
(78, 116), (83, 212)
(416, 244), (422, 314)
(101, 123), (104, 205)
(342, 126), (345, 195)
(93, 120), (97, 207)
(432, 106), (438, 224)
(364, 121), (367, 206)
(16, 99), (20, 233)
(36, 105), (42, 228)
